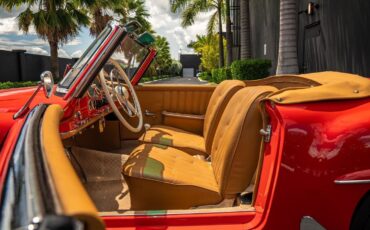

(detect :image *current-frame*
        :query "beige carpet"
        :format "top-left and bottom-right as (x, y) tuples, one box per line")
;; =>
(70, 146), (131, 212)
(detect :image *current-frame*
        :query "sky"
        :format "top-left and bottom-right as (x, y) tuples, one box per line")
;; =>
(0, 1), (214, 60)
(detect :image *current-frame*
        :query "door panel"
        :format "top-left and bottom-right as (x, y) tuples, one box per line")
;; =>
(120, 84), (215, 140)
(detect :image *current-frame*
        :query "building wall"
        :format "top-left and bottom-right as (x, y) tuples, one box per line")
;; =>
(298, 0), (370, 76)
(246, 0), (370, 76)
(180, 54), (201, 77)
(249, 0), (280, 74)
(0, 50), (77, 82)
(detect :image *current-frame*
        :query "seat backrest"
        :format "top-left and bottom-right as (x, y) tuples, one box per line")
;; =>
(210, 86), (276, 197)
(203, 80), (245, 153)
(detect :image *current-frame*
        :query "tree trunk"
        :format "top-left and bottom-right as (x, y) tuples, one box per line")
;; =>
(217, 5), (225, 68)
(49, 39), (59, 79)
(225, 0), (233, 66)
(276, 0), (299, 74)
(240, 0), (251, 59)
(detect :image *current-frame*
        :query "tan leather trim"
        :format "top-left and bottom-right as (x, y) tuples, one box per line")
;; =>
(139, 125), (206, 154)
(162, 111), (205, 120)
(162, 112), (204, 134)
(203, 80), (245, 153)
(211, 86), (277, 196)
(120, 85), (215, 140)
(267, 71), (370, 104)
(41, 105), (104, 230)
(244, 75), (320, 89)
(122, 144), (221, 210)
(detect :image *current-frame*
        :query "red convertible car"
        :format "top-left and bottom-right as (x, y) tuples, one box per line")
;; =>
(0, 21), (369, 230)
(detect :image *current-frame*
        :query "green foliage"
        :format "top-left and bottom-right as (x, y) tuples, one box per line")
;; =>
(87, 0), (151, 36)
(198, 72), (211, 81)
(169, 60), (182, 76)
(211, 67), (231, 83)
(3, 0), (90, 44)
(0, 81), (38, 89)
(231, 59), (272, 80)
(153, 36), (173, 75)
(188, 34), (226, 71)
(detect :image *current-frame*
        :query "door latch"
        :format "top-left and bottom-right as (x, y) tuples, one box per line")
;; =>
(145, 109), (156, 117)
(260, 125), (272, 142)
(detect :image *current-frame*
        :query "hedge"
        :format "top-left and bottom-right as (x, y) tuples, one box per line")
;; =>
(0, 81), (38, 90)
(231, 59), (271, 80)
(198, 72), (211, 81)
(211, 67), (231, 83)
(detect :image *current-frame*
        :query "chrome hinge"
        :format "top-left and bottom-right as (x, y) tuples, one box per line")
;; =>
(260, 125), (272, 142)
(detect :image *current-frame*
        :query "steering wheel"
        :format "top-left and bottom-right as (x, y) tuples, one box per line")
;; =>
(99, 58), (143, 133)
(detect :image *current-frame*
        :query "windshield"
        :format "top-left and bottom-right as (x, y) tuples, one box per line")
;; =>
(103, 36), (149, 80)
(58, 26), (112, 90)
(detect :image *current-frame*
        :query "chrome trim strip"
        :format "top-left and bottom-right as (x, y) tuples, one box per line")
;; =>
(99, 207), (255, 217)
(334, 179), (370, 184)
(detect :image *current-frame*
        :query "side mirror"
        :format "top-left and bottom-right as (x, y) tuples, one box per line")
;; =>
(40, 71), (54, 98)
(13, 71), (54, 119)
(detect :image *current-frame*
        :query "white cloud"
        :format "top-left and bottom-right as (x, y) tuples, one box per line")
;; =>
(145, 0), (214, 59)
(58, 48), (71, 58)
(0, 16), (36, 35)
(26, 47), (48, 55)
(66, 38), (81, 46)
(71, 50), (83, 58)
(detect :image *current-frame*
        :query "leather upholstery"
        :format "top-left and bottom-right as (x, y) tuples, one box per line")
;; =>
(211, 86), (276, 195)
(120, 85), (215, 139)
(123, 144), (221, 210)
(140, 80), (245, 154)
(203, 80), (246, 152)
(123, 86), (276, 210)
(140, 125), (206, 155)
(42, 105), (104, 230)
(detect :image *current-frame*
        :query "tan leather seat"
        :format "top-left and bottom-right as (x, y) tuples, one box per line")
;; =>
(139, 80), (245, 154)
(122, 86), (276, 210)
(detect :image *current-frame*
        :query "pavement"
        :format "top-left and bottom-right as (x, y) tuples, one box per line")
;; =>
(143, 76), (209, 85)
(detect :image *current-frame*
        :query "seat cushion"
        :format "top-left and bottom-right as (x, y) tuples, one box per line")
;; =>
(139, 125), (206, 155)
(122, 144), (221, 210)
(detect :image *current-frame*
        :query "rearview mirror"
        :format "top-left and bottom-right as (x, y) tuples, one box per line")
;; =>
(40, 71), (54, 98)
(125, 21), (142, 33)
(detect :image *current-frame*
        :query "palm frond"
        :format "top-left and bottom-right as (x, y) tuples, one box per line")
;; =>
(17, 7), (33, 33)
(207, 11), (217, 37)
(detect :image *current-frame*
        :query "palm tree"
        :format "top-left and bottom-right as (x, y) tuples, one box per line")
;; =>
(188, 34), (221, 71)
(86, 0), (151, 37)
(119, 0), (151, 33)
(240, 0), (251, 59)
(171, 0), (225, 68)
(154, 36), (172, 73)
(225, 0), (233, 66)
(0, 0), (89, 79)
(276, 0), (299, 74)
(84, 0), (123, 37)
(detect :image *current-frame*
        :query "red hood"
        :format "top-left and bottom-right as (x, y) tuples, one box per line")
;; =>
(0, 86), (67, 146)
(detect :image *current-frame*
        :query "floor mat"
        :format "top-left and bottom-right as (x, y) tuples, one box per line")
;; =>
(69, 147), (131, 211)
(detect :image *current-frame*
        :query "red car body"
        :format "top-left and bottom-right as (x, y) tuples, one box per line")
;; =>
(0, 22), (369, 230)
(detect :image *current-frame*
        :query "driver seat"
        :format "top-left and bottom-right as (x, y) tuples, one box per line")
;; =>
(122, 86), (276, 210)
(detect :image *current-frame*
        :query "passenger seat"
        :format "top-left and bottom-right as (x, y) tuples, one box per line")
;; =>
(139, 80), (245, 155)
